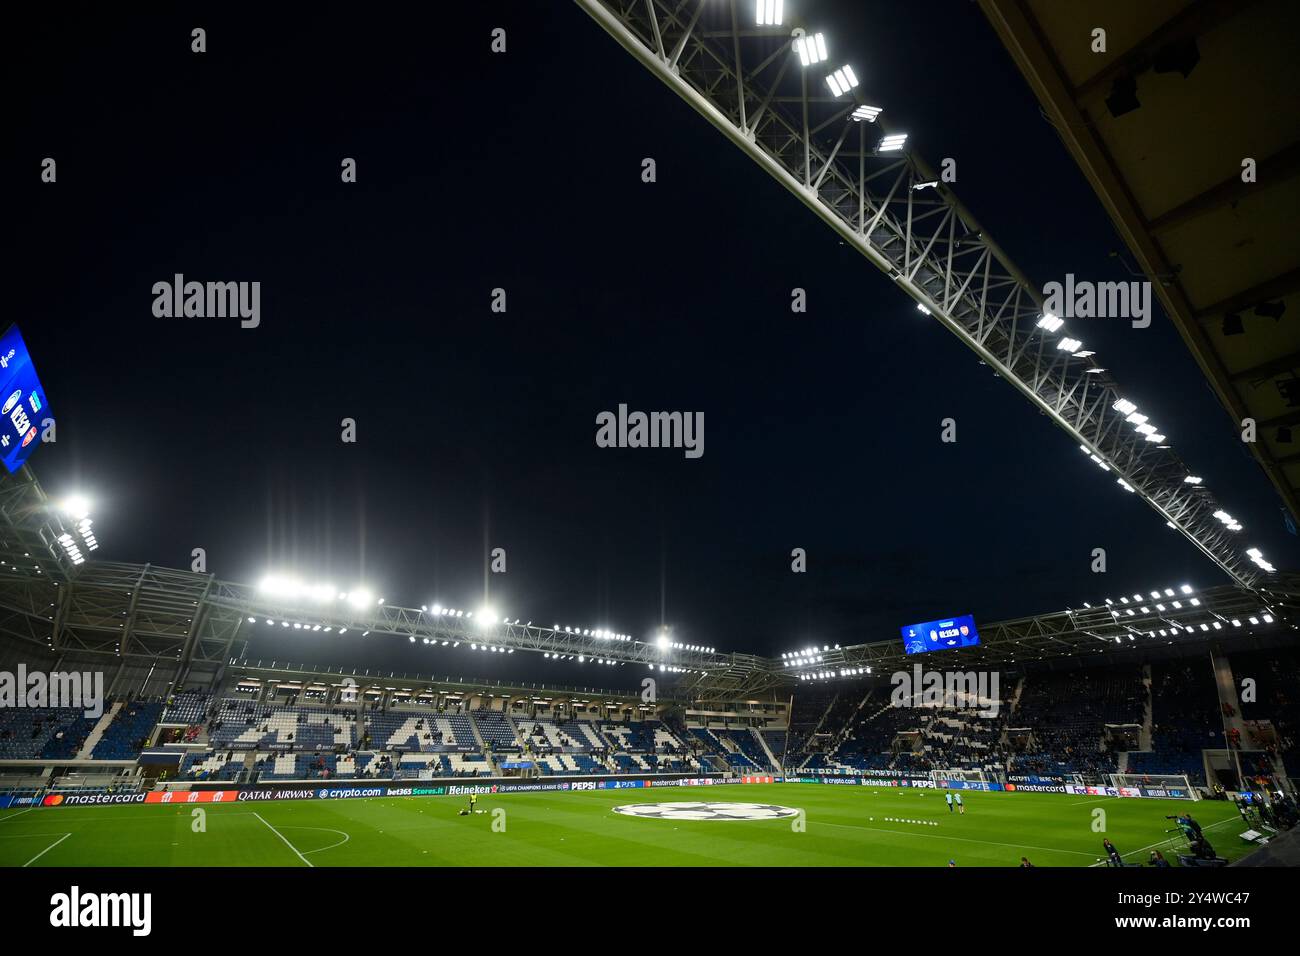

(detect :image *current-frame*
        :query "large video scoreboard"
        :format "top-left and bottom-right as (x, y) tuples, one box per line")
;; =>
(0, 325), (53, 474)
(901, 614), (981, 655)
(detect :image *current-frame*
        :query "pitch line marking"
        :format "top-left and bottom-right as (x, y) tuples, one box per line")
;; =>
(253, 812), (313, 867)
(0, 807), (37, 823)
(817, 820), (1097, 859)
(22, 832), (70, 867)
(278, 825), (352, 855)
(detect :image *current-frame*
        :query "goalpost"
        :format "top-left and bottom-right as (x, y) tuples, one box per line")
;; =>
(1109, 773), (1200, 800)
(931, 769), (990, 789)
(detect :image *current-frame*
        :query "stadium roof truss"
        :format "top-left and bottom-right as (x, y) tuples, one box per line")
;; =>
(574, 0), (1275, 589)
(781, 579), (1296, 682)
(1, 465), (1297, 698)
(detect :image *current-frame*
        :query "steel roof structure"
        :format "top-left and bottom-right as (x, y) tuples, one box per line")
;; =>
(2, 467), (1294, 699)
(573, 0), (1282, 588)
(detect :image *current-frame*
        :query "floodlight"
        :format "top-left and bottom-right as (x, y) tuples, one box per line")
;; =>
(1036, 314), (1064, 332)
(1057, 338), (1081, 352)
(63, 495), (92, 520)
(794, 33), (827, 66)
(824, 66), (858, 97)
(754, 0), (783, 26)
(1112, 399), (1137, 415)
(877, 133), (908, 152)
(851, 104), (882, 122)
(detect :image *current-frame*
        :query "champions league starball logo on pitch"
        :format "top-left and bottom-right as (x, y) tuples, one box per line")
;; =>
(611, 802), (800, 821)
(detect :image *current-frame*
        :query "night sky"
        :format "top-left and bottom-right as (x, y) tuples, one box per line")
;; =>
(12, 1), (1296, 676)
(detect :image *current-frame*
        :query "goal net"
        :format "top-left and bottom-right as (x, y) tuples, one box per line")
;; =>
(1109, 773), (1199, 800)
(931, 769), (990, 789)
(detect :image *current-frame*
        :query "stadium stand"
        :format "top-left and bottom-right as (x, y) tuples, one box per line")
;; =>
(828, 691), (1008, 775)
(556, 718), (610, 750)
(761, 729), (788, 766)
(1234, 646), (1300, 777)
(1128, 661), (1225, 786)
(1008, 666), (1144, 778)
(16, 643), (1298, 794)
(160, 690), (212, 725)
(603, 721), (656, 753)
(472, 710), (518, 750)
(0, 707), (97, 760)
(209, 700), (356, 751)
(365, 711), (464, 751)
(91, 701), (163, 759)
(784, 686), (862, 768)
(179, 750), (247, 781)
(717, 729), (772, 771)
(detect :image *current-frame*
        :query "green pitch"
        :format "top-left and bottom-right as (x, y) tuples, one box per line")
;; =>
(0, 785), (1257, 867)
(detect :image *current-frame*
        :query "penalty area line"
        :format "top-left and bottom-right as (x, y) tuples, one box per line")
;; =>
(253, 812), (313, 867)
(281, 825), (352, 856)
(23, 832), (71, 867)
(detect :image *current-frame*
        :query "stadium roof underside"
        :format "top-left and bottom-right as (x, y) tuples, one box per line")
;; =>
(3, 466), (1297, 699)
(573, 0), (1284, 588)
(979, 0), (1300, 529)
